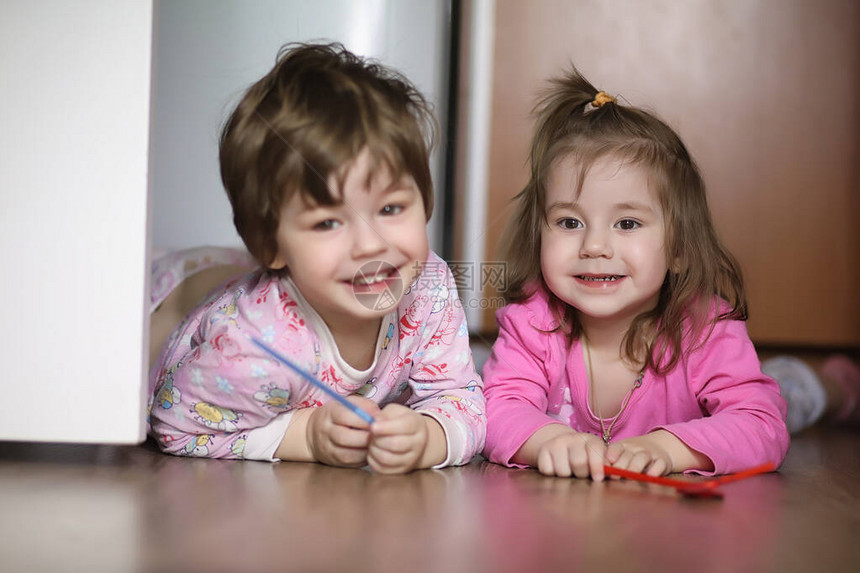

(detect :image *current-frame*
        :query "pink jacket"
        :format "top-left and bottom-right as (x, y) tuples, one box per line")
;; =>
(482, 288), (789, 475)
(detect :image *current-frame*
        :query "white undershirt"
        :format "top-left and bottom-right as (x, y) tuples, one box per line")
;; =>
(243, 277), (393, 461)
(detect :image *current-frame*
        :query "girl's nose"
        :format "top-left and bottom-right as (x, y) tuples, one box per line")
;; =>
(351, 218), (388, 259)
(579, 227), (613, 259)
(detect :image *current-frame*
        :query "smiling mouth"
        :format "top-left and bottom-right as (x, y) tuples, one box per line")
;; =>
(577, 274), (624, 282)
(352, 270), (396, 286)
(352, 261), (405, 311)
(350, 263), (400, 288)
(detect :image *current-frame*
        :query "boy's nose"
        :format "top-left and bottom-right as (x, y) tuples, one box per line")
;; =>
(351, 218), (388, 259)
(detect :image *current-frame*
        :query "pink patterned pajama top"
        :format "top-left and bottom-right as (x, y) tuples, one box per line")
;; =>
(148, 250), (486, 466)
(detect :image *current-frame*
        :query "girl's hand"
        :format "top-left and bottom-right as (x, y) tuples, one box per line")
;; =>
(535, 430), (608, 480)
(367, 404), (445, 474)
(606, 430), (714, 475)
(605, 433), (674, 476)
(305, 396), (381, 467)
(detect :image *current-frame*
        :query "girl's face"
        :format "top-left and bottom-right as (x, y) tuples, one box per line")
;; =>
(541, 154), (668, 331)
(271, 147), (429, 331)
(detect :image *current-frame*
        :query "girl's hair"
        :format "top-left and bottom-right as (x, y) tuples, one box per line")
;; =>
(219, 42), (437, 267)
(502, 66), (747, 373)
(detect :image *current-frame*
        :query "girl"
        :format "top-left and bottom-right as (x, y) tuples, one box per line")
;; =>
(148, 43), (485, 474)
(482, 68), (788, 480)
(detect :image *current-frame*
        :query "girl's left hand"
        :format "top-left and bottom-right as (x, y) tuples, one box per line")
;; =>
(367, 404), (445, 474)
(605, 433), (674, 476)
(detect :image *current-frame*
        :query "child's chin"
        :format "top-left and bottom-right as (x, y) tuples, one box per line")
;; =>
(351, 290), (403, 315)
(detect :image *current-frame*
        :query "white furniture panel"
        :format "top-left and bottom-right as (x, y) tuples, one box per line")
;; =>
(0, 1), (153, 443)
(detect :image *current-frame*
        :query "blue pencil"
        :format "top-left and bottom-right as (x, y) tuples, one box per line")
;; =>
(251, 337), (375, 424)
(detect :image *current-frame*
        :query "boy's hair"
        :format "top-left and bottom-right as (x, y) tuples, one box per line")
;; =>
(502, 66), (747, 373)
(219, 42), (437, 267)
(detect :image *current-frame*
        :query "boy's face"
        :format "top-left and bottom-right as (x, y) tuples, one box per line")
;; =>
(272, 147), (429, 332)
(541, 155), (668, 334)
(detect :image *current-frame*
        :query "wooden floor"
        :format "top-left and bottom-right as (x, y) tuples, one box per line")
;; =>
(1, 427), (858, 573)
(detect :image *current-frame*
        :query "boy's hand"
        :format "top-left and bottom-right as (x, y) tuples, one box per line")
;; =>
(367, 404), (446, 474)
(535, 430), (608, 480)
(305, 396), (381, 467)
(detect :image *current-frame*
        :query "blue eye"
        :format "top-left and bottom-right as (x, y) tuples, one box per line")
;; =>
(616, 219), (641, 231)
(313, 219), (340, 231)
(557, 218), (582, 230)
(381, 204), (404, 216)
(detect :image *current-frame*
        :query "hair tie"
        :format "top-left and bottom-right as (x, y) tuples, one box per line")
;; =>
(592, 91), (617, 108)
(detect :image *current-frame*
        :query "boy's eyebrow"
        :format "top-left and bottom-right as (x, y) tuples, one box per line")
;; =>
(381, 174), (418, 193)
(296, 178), (415, 213)
(294, 197), (344, 216)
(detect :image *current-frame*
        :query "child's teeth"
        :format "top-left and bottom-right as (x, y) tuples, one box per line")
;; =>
(355, 273), (389, 285)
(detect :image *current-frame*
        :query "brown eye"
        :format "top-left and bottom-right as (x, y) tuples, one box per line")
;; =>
(616, 218), (641, 231)
(557, 218), (581, 230)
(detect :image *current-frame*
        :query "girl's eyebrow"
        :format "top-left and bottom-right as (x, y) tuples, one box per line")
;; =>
(614, 201), (656, 213)
(545, 200), (657, 215)
(545, 200), (578, 212)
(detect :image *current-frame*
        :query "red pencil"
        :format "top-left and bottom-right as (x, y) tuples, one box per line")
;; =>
(603, 462), (775, 498)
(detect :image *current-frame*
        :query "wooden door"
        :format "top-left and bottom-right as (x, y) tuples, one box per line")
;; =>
(466, 0), (860, 347)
